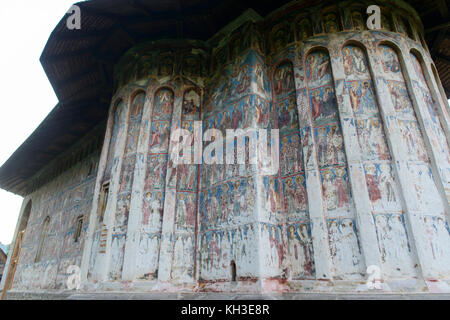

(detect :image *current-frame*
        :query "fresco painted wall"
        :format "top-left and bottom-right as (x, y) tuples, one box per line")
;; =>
(199, 32), (266, 283)
(343, 44), (417, 278)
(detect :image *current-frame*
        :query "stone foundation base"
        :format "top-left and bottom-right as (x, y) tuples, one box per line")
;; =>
(3, 291), (450, 300)
(4, 279), (449, 299)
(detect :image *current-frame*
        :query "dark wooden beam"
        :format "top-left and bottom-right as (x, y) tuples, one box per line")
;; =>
(54, 63), (98, 88)
(56, 30), (112, 41)
(437, 53), (450, 65)
(426, 21), (450, 33)
(129, 0), (153, 16)
(445, 87), (450, 97)
(436, 0), (449, 18)
(41, 47), (98, 62)
(431, 30), (447, 54)
(80, 5), (121, 20)
(98, 62), (109, 89)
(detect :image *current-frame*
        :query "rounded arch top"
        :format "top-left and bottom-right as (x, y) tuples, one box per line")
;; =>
(18, 200), (32, 233)
(114, 40), (209, 91)
(271, 59), (295, 82)
(341, 39), (369, 51)
(110, 97), (125, 118)
(303, 46), (331, 65)
(129, 89), (147, 104)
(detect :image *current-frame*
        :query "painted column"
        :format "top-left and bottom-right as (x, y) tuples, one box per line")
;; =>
(293, 54), (333, 280)
(102, 98), (131, 282)
(427, 62), (450, 132)
(108, 90), (146, 281)
(80, 97), (127, 284)
(197, 42), (263, 289)
(158, 86), (183, 282)
(171, 87), (202, 284)
(329, 41), (382, 273)
(299, 47), (367, 280)
(0, 197), (30, 292)
(426, 61), (450, 204)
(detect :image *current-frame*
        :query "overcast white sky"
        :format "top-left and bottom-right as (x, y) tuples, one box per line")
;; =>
(0, 1), (78, 244)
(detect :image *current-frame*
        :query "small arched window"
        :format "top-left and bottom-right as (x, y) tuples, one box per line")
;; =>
(99, 182), (110, 223)
(381, 12), (392, 31)
(35, 216), (50, 263)
(230, 260), (237, 282)
(19, 201), (32, 234)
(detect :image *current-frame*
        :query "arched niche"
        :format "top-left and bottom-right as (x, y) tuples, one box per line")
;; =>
(431, 63), (450, 112)
(270, 23), (294, 53)
(321, 6), (341, 34)
(295, 16), (313, 42)
(35, 216), (51, 263)
(103, 99), (126, 183)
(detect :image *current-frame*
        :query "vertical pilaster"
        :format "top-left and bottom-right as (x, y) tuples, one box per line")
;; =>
(254, 173), (265, 288)
(328, 44), (382, 272)
(101, 97), (131, 281)
(428, 63), (450, 129)
(402, 51), (450, 213)
(366, 44), (436, 279)
(423, 58), (450, 139)
(121, 86), (154, 281)
(293, 63), (333, 280)
(80, 97), (126, 284)
(158, 87), (183, 282)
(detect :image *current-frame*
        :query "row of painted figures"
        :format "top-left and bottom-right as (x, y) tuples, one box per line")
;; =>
(94, 41), (450, 283)
(122, 212), (450, 282)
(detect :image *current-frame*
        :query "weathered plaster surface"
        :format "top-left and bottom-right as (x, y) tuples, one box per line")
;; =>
(2, 0), (450, 296)
(2, 152), (99, 291)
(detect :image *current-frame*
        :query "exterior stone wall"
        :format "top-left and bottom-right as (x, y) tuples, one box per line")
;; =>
(0, 134), (101, 292)
(3, 0), (450, 295)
